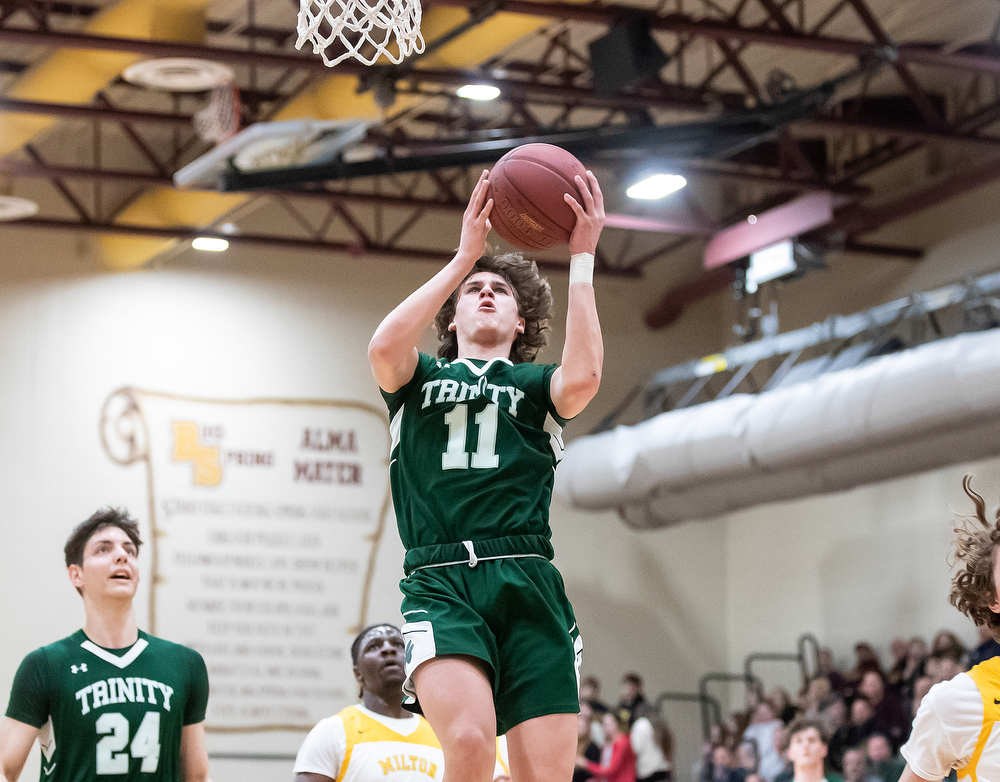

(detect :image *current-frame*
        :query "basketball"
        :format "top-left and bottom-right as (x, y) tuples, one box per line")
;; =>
(488, 143), (588, 250)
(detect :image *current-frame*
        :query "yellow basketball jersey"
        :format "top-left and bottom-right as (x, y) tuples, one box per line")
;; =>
(337, 705), (443, 782)
(958, 657), (1000, 782)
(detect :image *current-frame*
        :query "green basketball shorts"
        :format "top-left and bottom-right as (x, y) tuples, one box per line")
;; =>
(399, 536), (582, 735)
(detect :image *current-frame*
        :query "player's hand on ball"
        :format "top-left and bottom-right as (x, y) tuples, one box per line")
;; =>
(458, 169), (494, 260)
(565, 170), (605, 255)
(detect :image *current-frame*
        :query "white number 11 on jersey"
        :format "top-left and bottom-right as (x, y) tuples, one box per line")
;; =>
(442, 404), (500, 470)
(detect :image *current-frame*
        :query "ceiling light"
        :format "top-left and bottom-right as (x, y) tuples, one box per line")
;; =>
(192, 237), (229, 252)
(0, 195), (40, 222)
(626, 173), (687, 200)
(123, 58), (234, 92)
(457, 84), (501, 101)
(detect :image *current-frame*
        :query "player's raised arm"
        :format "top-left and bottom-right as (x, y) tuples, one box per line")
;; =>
(368, 170), (494, 393)
(550, 170), (605, 420)
(0, 717), (39, 782)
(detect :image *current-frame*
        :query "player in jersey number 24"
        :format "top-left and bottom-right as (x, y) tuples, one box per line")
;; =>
(0, 508), (211, 782)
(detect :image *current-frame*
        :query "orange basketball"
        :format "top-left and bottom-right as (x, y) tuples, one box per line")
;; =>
(488, 143), (587, 251)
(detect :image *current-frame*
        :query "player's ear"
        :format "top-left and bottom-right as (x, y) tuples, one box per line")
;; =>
(448, 319), (457, 333)
(515, 317), (525, 334)
(68, 564), (84, 593)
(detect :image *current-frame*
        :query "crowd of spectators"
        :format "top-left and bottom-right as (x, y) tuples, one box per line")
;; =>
(577, 627), (1000, 782)
(697, 628), (1000, 782)
(576, 673), (674, 782)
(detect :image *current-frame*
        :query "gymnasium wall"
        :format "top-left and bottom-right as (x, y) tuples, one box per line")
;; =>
(0, 231), (727, 781)
(717, 210), (1000, 703)
(1, 191), (999, 781)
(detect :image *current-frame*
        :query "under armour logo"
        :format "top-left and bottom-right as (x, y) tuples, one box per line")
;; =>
(70, 663), (88, 674)
(405, 641), (413, 664)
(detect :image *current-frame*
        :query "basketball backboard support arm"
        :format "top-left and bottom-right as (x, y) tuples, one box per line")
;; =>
(214, 92), (833, 191)
(173, 118), (374, 190)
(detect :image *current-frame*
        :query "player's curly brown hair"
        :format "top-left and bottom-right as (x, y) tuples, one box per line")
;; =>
(949, 475), (1000, 640)
(434, 251), (553, 364)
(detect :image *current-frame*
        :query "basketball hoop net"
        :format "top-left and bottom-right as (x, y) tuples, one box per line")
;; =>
(295, 0), (425, 67)
(193, 83), (241, 144)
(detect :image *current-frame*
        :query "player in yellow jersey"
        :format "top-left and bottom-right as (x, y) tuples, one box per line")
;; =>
(293, 624), (510, 782)
(900, 476), (1000, 782)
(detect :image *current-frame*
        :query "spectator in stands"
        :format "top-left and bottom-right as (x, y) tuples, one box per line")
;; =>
(619, 673), (647, 726)
(580, 710), (637, 782)
(800, 678), (833, 720)
(773, 725), (792, 782)
(884, 639), (909, 694)
(575, 703), (603, 782)
(728, 712), (750, 750)
(842, 747), (880, 782)
(905, 637), (929, 677)
(847, 697), (876, 748)
(736, 739), (760, 780)
(583, 675), (610, 715)
(923, 653), (942, 686)
(631, 703), (672, 782)
(865, 734), (905, 782)
(701, 745), (740, 782)
(743, 701), (786, 782)
(931, 630), (966, 658)
(771, 687), (798, 724)
(818, 648), (849, 696)
(824, 698), (851, 772)
(910, 677), (932, 717)
(846, 644), (884, 691)
(782, 717), (841, 782)
(892, 637), (928, 706)
(968, 624), (1000, 668)
(856, 671), (909, 749)
(929, 646), (966, 684)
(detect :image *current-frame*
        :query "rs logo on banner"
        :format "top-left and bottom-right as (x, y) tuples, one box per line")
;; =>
(172, 421), (222, 486)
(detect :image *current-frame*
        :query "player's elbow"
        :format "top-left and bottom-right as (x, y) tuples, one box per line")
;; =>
(558, 373), (601, 418)
(367, 332), (389, 365)
(367, 332), (401, 376)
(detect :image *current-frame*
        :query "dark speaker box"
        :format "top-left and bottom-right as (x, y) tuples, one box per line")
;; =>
(589, 20), (670, 94)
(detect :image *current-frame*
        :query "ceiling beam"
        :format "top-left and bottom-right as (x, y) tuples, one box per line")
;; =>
(0, 27), (735, 114)
(18, 0), (1000, 78)
(425, 0), (1000, 76)
(0, 96), (194, 126)
(0, 160), (472, 208)
(803, 117), (1000, 148)
(4, 216), (641, 274)
(0, 149), (868, 197)
(830, 154), (1000, 236)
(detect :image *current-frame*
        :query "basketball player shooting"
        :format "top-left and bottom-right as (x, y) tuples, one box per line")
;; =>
(367, 166), (605, 782)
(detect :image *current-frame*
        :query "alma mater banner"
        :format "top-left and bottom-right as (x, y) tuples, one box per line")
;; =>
(100, 388), (391, 732)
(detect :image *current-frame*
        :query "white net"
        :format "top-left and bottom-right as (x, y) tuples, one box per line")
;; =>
(193, 84), (241, 144)
(296, 0), (425, 67)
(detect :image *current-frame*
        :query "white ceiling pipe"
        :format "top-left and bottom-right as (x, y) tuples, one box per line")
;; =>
(555, 329), (1000, 526)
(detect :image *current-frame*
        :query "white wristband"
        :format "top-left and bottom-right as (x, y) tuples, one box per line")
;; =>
(569, 252), (595, 286)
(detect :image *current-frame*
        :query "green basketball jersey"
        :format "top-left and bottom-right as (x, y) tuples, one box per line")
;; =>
(5, 629), (208, 782)
(381, 353), (568, 550)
